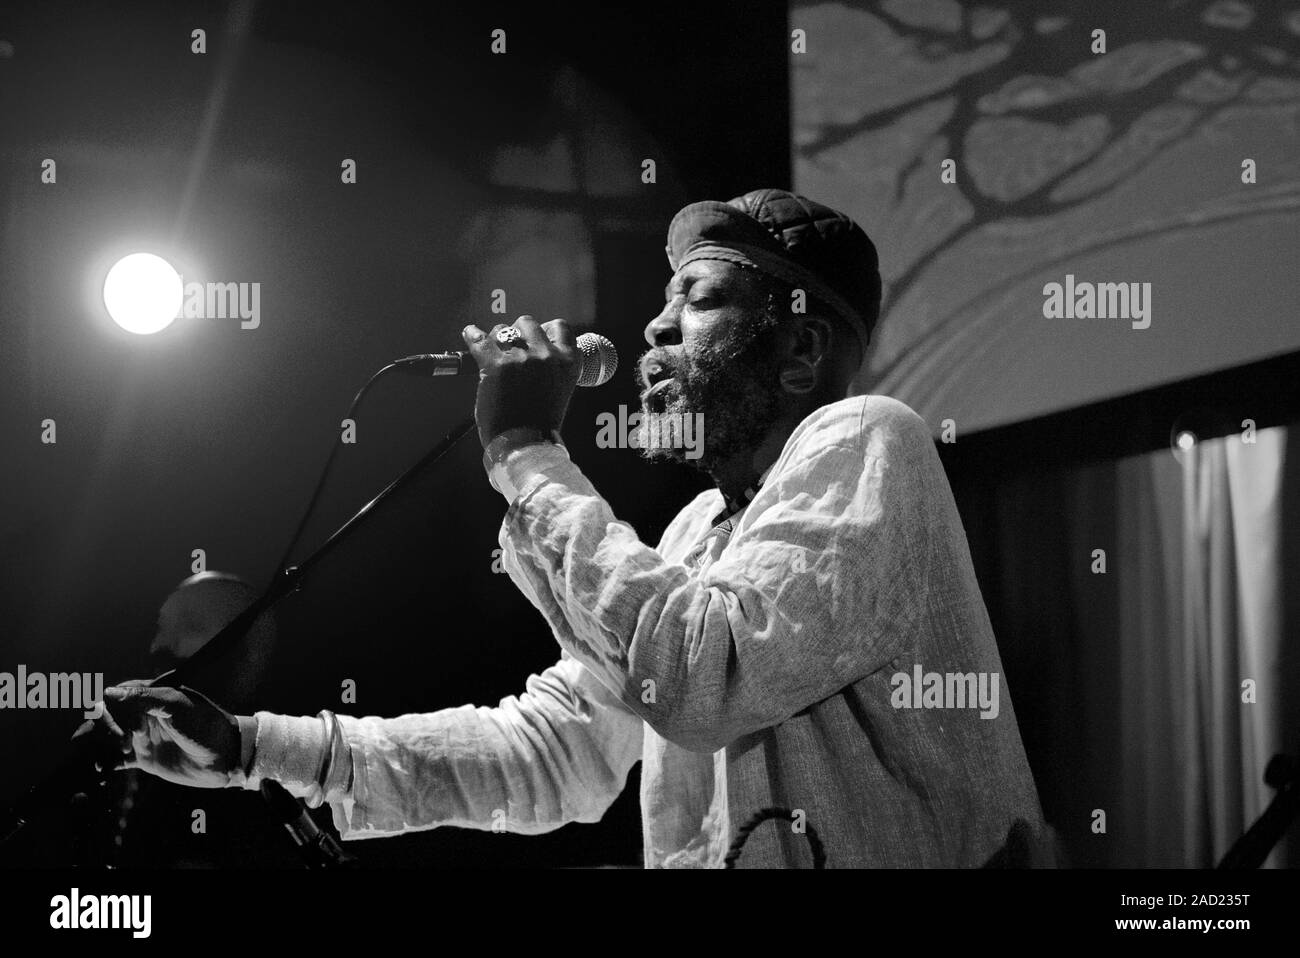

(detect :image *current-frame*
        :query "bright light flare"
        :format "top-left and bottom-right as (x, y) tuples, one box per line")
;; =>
(102, 253), (182, 334)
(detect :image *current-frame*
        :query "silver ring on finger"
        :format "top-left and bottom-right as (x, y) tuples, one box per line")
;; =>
(495, 326), (523, 348)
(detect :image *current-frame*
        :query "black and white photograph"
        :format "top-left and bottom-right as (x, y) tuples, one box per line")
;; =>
(0, 0), (1297, 941)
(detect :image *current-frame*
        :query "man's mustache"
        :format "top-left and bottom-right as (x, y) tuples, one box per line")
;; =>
(637, 348), (686, 389)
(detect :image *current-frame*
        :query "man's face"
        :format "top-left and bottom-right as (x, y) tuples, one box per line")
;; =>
(637, 259), (786, 471)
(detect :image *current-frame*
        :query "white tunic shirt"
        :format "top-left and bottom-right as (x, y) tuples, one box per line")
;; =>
(241, 395), (1046, 867)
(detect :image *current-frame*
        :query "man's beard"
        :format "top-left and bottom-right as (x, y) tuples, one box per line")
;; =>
(635, 311), (784, 473)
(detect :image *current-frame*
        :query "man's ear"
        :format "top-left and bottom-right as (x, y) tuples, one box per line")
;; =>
(778, 316), (832, 395)
(795, 316), (834, 365)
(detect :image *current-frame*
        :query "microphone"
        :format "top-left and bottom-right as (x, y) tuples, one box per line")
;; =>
(395, 331), (619, 387)
(259, 780), (356, 868)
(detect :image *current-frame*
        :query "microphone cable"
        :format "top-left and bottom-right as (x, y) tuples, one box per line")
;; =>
(724, 806), (826, 869)
(272, 362), (403, 576)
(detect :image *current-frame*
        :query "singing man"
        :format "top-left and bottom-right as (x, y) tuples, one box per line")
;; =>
(97, 189), (1049, 867)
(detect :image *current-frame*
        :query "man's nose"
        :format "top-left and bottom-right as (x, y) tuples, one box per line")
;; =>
(644, 302), (681, 347)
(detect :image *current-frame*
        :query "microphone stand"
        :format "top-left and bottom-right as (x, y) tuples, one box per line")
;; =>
(1217, 754), (1300, 869)
(1, 415), (477, 857)
(164, 414), (477, 683)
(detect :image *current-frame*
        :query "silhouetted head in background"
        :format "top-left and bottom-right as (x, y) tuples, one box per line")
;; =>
(148, 571), (275, 714)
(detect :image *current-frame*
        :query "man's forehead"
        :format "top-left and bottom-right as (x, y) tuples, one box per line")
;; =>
(666, 259), (749, 293)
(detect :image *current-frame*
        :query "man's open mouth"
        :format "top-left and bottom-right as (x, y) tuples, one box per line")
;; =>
(642, 377), (676, 403)
(639, 356), (678, 409)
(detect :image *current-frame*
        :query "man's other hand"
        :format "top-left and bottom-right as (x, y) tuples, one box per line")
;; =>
(74, 682), (243, 789)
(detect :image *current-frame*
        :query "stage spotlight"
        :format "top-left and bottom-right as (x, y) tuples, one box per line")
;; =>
(103, 253), (183, 334)
(1168, 407), (1230, 463)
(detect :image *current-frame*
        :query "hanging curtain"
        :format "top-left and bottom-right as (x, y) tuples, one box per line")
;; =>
(1114, 425), (1290, 867)
(1179, 427), (1288, 866)
(964, 422), (1296, 867)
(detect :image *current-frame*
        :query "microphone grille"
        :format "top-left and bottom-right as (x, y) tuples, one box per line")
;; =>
(575, 332), (618, 387)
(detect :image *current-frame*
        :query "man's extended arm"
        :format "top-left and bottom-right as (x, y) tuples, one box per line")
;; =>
(100, 652), (643, 840)
(241, 652), (643, 839)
